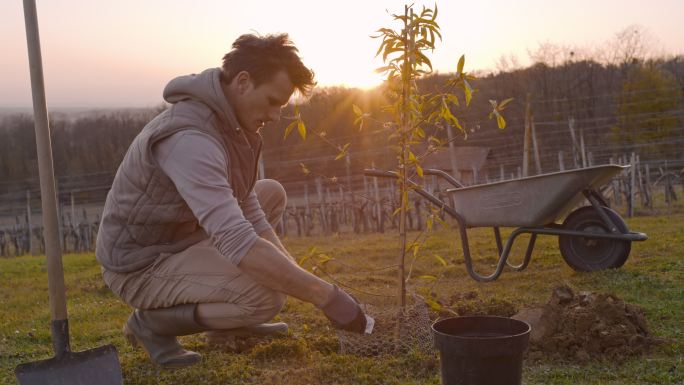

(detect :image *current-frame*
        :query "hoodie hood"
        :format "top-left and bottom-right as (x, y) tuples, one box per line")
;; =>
(163, 68), (240, 129)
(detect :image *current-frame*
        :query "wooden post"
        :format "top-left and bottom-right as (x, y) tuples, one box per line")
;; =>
(304, 183), (311, 236)
(568, 117), (579, 169)
(580, 129), (587, 168)
(610, 157), (619, 205)
(664, 168), (671, 205)
(81, 208), (90, 251)
(638, 162), (651, 209)
(70, 191), (76, 230)
(291, 202), (301, 237)
(522, 93), (532, 177)
(446, 123), (460, 180)
(645, 164), (652, 207)
(362, 176), (370, 231)
(338, 186), (346, 226)
(372, 166), (383, 233)
(531, 117), (542, 174)
(346, 154), (356, 232)
(628, 152), (636, 217)
(316, 177), (328, 235)
(26, 190), (34, 255)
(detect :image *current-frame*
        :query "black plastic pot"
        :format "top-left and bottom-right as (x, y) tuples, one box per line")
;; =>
(432, 316), (531, 385)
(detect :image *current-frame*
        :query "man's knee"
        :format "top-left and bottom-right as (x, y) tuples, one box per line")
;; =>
(254, 179), (287, 224)
(252, 290), (286, 323)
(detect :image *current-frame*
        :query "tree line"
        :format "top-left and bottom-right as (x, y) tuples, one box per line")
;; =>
(1, 52), (683, 198)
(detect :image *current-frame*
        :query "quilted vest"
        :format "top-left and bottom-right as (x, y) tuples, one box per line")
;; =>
(96, 89), (262, 273)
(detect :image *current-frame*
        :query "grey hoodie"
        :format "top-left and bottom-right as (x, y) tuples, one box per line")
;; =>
(96, 68), (269, 273)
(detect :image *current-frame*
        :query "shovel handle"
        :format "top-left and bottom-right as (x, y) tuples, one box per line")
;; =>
(23, 0), (69, 325)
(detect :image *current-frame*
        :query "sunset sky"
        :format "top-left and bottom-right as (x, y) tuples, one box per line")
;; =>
(2, 0), (683, 108)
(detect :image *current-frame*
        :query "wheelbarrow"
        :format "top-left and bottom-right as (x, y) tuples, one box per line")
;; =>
(364, 165), (648, 282)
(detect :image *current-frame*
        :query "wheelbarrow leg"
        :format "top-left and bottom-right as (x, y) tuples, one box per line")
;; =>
(493, 227), (503, 255)
(458, 217), (535, 282)
(494, 226), (536, 271)
(506, 233), (536, 271)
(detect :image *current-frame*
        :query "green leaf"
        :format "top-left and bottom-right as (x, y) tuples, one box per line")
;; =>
(498, 98), (514, 110)
(335, 143), (350, 160)
(283, 120), (297, 139)
(418, 275), (437, 281)
(425, 297), (443, 312)
(318, 254), (333, 265)
(416, 163), (424, 178)
(463, 79), (473, 106)
(297, 254), (311, 266)
(457, 55), (465, 75)
(352, 104), (363, 116)
(298, 246), (317, 266)
(497, 114), (506, 129)
(447, 93), (460, 107)
(297, 120), (306, 139)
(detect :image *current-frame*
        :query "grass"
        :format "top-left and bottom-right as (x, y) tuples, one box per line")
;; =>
(1, 213), (683, 384)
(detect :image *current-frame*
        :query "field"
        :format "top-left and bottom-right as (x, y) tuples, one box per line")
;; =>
(1, 213), (683, 384)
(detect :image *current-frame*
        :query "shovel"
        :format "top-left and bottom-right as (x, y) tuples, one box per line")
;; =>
(14, 1), (122, 384)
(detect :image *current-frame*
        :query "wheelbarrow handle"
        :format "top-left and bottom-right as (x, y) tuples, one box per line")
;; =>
(363, 169), (462, 219)
(363, 169), (397, 179)
(423, 168), (464, 188)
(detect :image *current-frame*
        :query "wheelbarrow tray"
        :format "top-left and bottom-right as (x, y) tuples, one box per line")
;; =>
(447, 165), (627, 228)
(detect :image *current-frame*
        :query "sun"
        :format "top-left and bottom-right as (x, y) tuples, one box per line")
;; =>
(315, 63), (386, 90)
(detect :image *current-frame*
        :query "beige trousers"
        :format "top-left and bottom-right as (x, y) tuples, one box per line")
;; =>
(103, 179), (288, 329)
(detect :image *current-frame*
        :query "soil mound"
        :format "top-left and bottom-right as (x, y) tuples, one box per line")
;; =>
(513, 285), (654, 362)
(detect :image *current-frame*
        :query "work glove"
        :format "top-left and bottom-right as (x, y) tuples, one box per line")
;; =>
(318, 285), (367, 334)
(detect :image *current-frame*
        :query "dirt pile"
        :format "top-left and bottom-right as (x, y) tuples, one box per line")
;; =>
(513, 285), (655, 362)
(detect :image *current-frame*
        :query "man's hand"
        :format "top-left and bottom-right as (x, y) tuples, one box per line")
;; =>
(318, 285), (367, 334)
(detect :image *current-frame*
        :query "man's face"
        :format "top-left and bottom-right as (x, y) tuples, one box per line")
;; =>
(232, 70), (294, 133)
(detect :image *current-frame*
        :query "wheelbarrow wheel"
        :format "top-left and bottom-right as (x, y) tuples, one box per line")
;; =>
(559, 206), (631, 272)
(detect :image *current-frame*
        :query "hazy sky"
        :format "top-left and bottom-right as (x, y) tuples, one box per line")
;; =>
(2, 0), (683, 108)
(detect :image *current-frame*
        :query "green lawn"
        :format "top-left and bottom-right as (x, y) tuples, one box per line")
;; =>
(1, 213), (682, 384)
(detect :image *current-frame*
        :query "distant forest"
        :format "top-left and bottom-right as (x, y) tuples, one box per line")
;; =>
(1, 44), (683, 205)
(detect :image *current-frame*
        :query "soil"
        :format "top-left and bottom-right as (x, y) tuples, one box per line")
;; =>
(512, 285), (656, 362)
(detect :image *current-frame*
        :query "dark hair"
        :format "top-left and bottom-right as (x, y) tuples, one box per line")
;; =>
(221, 33), (316, 96)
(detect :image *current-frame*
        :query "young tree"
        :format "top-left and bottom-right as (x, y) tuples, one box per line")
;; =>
(370, 4), (509, 307)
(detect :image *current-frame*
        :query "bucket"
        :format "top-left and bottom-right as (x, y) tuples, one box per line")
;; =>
(432, 316), (531, 385)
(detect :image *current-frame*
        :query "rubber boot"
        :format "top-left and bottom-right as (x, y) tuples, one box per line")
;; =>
(205, 322), (289, 346)
(124, 304), (205, 368)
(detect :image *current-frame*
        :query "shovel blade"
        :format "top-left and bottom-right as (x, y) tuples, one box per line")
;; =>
(15, 344), (122, 385)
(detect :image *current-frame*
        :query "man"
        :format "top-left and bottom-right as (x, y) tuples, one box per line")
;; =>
(96, 33), (367, 368)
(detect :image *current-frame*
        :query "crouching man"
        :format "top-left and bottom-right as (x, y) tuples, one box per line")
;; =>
(96, 33), (367, 368)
